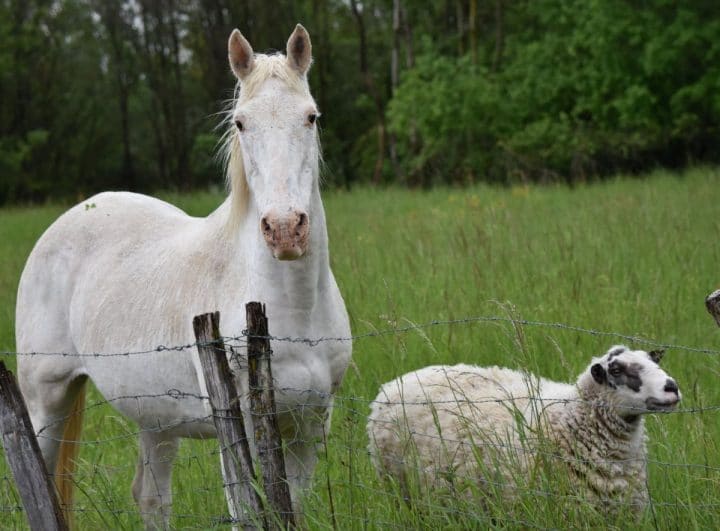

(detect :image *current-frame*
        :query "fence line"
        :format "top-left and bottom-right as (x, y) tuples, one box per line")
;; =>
(36, 436), (720, 477)
(25, 382), (720, 448)
(1, 313), (718, 528)
(17, 425), (720, 480)
(2, 313), (720, 358)
(19, 394), (720, 475)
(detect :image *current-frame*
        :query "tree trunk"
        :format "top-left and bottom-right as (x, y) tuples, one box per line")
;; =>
(96, 0), (137, 189)
(9, 1), (32, 138)
(117, 82), (135, 189)
(389, 0), (401, 178)
(402, 3), (415, 69)
(469, 0), (478, 65)
(492, 0), (505, 73)
(136, 1), (169, 184)
(350, 0), (386, 184)
(391, 0), (400, 91)
(167, 0), (190, 189)
(456, 0), (464, 56)
(312, 0), (330, 115)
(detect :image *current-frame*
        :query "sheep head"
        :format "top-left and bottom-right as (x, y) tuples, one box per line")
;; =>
(582, 345), (681, 420)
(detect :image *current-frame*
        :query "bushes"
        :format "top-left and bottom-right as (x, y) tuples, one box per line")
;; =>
(2, 0), (719, 199)
(388, 1), (720, 184)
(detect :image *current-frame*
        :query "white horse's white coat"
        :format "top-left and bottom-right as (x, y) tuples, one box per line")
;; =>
(16, 25), (351, 528)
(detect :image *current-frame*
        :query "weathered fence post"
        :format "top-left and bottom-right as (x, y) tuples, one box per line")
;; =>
(0, 361), (68, 531)
(246, 302), (295, 529)
(706, 289), (720, 327)
(193, 312), (266, 529)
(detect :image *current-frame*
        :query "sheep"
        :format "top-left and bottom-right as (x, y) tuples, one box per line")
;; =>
(367, 345), (681, 516)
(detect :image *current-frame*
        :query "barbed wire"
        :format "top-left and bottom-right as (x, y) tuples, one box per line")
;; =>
(34, 390), (210, 435)
(0, 339), (247, 359)
(20, 393), (720, 476)
(2, 314), (720, 358)
(27, 379), (720, 447)
(249, 315), (720, 354)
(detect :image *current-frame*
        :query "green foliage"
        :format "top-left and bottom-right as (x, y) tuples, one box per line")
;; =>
(190, 133), (223, 185)
(2, 0), (720, 199)
(0, 130), (48, 199)
(389, 0), (720, 183)
(388, 53), (506, 184)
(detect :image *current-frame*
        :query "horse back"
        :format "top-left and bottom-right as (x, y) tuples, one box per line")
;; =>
(16, 192), (206, 354)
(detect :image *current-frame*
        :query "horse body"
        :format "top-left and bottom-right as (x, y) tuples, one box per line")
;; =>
(16, 25), (350, 528)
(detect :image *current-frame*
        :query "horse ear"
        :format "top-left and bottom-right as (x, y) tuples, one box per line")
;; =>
(286, 24), (312, 75)
(649, 349), (665, 364)
(228, 29), (254, 80)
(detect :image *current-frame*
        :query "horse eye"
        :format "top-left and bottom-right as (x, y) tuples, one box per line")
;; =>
(308, 113), (317, 125)
(235, 120), (244, 132)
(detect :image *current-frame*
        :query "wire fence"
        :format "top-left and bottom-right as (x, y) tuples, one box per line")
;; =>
(2, 314), (720, 358)
(1, 314), (718, 528)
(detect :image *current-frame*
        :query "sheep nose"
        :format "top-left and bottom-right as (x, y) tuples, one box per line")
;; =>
(664, 379), (679, 395)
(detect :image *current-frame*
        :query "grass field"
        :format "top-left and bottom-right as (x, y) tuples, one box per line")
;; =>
(1, 168), (719, 529)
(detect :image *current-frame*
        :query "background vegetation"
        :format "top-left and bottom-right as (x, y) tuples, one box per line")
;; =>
(1, 2), (719, 527)
(2, 0), (720, 204)
(1, 169), (719, 528)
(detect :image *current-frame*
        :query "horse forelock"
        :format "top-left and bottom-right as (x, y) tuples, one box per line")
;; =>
(220, 53), (315, 229)
(238, 53), (310, 102)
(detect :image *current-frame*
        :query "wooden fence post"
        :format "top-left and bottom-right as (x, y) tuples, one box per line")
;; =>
(246, 302), (295, 529)
(193, 312), (266, 529)
(0, 361), (68, 531)
(706, 289), (720, 327)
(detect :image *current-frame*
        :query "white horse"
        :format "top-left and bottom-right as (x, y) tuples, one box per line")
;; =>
(15, 25), (351, 528)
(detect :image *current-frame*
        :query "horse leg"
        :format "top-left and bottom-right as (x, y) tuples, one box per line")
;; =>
(284, 438), (318, 515)
(283, 406), (331, 516)
(18, 359), (87, 528)
(18, 360), (87, 474)
(132, 431), (179, 530)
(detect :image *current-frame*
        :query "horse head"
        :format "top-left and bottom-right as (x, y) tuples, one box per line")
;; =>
(228, 25), (319, 261)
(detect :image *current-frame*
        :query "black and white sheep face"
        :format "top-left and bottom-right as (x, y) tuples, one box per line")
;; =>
(588, 345), (681, 418)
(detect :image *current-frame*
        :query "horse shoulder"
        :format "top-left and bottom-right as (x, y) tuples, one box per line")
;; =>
(23, 193), (226, 350)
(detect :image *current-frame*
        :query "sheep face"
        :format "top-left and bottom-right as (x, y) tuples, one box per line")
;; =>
(587, 345), (681, 419)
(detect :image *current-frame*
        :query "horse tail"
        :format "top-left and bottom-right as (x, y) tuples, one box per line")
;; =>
(55, 381), (86, 525)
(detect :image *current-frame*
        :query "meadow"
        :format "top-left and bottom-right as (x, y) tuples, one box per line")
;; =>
(1, 168), (719, 529)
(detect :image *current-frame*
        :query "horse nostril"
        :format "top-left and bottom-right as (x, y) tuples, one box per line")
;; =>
(295, 212), (308, 237)
(664, 379), (679, 394)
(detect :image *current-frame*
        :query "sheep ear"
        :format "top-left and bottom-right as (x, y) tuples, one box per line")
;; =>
(649, 349), (665, 364)
(229, 29), (254, 80)
(286, 24), (312, 75)
(591, 363), (607, 384)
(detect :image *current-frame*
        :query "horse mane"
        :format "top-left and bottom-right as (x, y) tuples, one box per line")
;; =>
(220, 53), (313, 228)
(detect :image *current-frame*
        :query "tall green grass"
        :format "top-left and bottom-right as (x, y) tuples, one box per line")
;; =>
(1, 168), (719, 528)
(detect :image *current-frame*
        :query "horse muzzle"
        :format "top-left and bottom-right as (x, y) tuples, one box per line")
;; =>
(261, 210), (310, 260)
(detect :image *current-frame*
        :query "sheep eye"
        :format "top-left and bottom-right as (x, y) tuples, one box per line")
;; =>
(235, 120), (244, 132)
(609, 366), (622, 377)
(308, 113), (317, 125)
